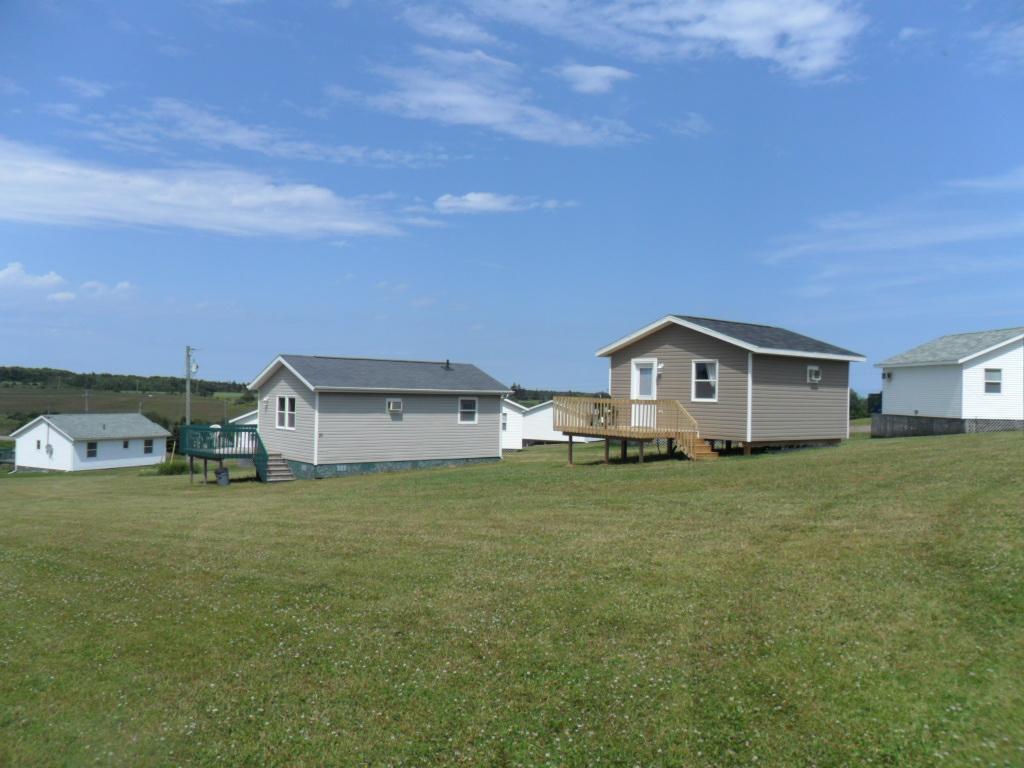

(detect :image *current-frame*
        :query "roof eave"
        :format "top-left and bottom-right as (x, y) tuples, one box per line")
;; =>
(956, 333), (1024, 365)
(314, 386), (510, 395)
(249, 355), (316, 392)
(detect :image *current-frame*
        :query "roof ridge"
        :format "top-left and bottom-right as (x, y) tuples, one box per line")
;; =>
(933, 326), (1024, 339)
(677, 314), (782, 331)
(282, 354), (468, 366)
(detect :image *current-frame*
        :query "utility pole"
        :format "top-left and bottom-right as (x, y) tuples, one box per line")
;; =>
(83, 388), (90, 412)
(185, 346), (194, 425)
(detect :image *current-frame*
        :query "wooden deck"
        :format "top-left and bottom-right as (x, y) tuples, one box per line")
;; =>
(552, 397), (718, 462)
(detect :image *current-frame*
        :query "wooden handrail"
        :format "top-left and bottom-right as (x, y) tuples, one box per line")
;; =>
(552, 396), (701, 457)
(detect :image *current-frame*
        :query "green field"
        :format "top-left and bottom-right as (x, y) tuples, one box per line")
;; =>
(1, 434), (1022, 766)
(0, 386), (254, 435)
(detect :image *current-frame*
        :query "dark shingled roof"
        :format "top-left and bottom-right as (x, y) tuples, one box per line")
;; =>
(675, 316), (863, 357)
(878, 326), (1024, 366)
(280, 355), (509, 393)
(40, 413), (170, 440)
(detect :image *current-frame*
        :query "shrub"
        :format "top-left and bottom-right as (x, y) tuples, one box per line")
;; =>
(155, 460), (189, 475)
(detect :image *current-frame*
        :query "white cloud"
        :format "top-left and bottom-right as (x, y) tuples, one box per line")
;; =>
(666, 111), (712, 138)
(0, 262), (64, 288)
(81, 280), (132, 297)
(0, 137), (396, 238)
(434, 191), (574, 213)
(466, 0), (866, 79)
(47, 291), (76, 302)
(947, 165), (1024, 192)
(896, 26), (930, 43)
(403, 6), (496, 44)
(363, 47), (637, 146)
(974, 21), (1024, 71)
(556, 63), (633, 94)
(46, 98), (447, 169)
(58, 76), (112, 99)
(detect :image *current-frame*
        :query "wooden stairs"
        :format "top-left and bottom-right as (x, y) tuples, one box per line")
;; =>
(683, 438), (718, 461)
(264, 453), (296, 483)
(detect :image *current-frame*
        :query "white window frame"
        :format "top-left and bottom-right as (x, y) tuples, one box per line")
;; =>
(144, 439), (154, 454)
(630, 358), (658, 400)
(691, 359), (719, 403)
(458, 397), (479, 425)
(276, 396), (296, 430)
(984, 368), (1002, 394)
(807, 365), (822, 384)
(86, 441), (98, 458)
(386, 397), (404, 414)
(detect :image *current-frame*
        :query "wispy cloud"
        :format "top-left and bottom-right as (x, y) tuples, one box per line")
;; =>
(0, 262), (64, 289)
(556, 63), (633, 94)
(58, 76), (112, 99)
(974, 21), (1024, 72)
(360, 46), (638, 146)
(47, 291), (76, 303)
(465, 0), (866, 79)
(947, 165), (1024, 191)
(665, 111), (712, 138)
(0, 77), (25, 96)
(81, 280), (133, 297)
(896, 26), (931, 43)
(434, 191), (575, 214)
(45, 98), (448, 168)
(0, 137), (396, 238)
(403, 5), (496, 44)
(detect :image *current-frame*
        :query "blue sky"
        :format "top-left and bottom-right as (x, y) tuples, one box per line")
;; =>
(1, 1), (1022, 394)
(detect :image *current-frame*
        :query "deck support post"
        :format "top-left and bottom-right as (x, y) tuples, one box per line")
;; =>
(638, 440), (645, 463)
(620, 440), (627, 461)
(567, 434), (574, 466)
(203, 458), (208, 483)
(667, 438), (675, 455)
(189, 455), (194, 484)
(603, 438), (610, 464)
(743, 444), (752, 456)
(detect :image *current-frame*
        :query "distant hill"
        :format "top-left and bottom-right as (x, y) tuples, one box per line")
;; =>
(0, 365), (246, 396)
(507, 384), (608, 405)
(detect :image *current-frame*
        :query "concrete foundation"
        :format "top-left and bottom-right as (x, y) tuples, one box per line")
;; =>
(285, 455), (500, 480)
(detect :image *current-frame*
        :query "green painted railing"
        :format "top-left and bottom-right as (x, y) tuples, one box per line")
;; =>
(0, 448), (14, 465)
(179, 424), (269, 481)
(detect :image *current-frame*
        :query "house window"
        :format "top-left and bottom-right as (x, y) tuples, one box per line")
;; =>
(985, 369), (1002, 394)
(123, 439), (130, 449)
(144, 439), (154, 454)
(807, 365), (822, 384)
(692, 360), (718, 402)
(501, 412), (508, 431)
(276, 396), (296, 429)
(36, 439), (41, 450)
(458, 397), (478, 424)
(86, 441), (98, 458)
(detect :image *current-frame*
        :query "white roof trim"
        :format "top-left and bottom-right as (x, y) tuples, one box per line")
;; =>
(957, 333), (1024, 364)
(227, 409), (258, 424)
(501, 398), (529, 412)
(596, 315), (865, 362)
(522, 400), (554, 414)
(9, 415), (74, 442)
(316, 386), (509, 395)
(248, 356), (316, 392)
(876, 333), (1024, 368)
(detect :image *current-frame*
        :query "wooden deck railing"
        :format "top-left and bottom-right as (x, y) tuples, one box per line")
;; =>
(553, 396), (701, 457)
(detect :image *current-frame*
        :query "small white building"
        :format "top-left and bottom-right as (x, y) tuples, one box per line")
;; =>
(522, 400), (601, 445)
(12, 413), (170, 472)
(875, 326), (1023, 435)
(501, 399), (527, 451)
(228, 409), (259, 427)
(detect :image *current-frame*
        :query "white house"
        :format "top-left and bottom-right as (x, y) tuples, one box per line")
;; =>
(12, 413), (170, 472)
(501, 398), (526, 451)
(522, 401), (600, 445)
(875, 326), (1023, 435)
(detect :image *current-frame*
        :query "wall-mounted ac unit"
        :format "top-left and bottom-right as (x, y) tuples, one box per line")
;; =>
(386, 398), (403, 414)
(807, 365), (822, 384)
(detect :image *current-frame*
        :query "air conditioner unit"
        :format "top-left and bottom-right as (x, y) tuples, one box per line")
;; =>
(807, 365), (822, 384)
(386, 399), (403, 414)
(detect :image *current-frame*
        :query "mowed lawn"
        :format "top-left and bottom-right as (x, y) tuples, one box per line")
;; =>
(1, 434), (1022, 767)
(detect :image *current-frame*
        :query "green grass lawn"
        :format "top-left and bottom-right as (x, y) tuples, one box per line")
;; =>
(1, 434), (1022, 766)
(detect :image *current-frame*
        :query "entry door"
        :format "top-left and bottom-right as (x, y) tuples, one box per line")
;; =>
(630, 359), (657, 428)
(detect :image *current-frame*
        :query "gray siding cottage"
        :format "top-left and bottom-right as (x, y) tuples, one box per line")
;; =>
(248, 355), (509, 479)
(554, 315), (864, 461)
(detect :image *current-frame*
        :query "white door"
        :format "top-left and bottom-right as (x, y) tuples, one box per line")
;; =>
(630, 359), (657, 428)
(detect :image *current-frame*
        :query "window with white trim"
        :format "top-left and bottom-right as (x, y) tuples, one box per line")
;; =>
(692, 360), (718, 402)
(86, 441), (98, 458)
(501, 412), (508, 431)
(458, 397), (478, 424)
(807, 365), (822, 384)
(631, 358), (657, 399)
(984, 368), (1002, 394)
(144, 439), (154, 454)
(276, 396), (296, 429)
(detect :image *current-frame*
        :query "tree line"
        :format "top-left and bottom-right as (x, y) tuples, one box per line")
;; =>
(0, 366), (248, 397)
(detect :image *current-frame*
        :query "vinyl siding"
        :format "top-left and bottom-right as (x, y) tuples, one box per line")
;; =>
(881, 364), (962, 418)
(71, 437), (166, 471)
(522, 402), (600, 443)
(257, 366), (316, 464)
(14, 421), (75, 471)
(751, 357), (849, 441)
(609, 325), (748, 440)
(501, 403), (524, 451)
(961, 339), (1024, 420)
(316, 393), (501, 464)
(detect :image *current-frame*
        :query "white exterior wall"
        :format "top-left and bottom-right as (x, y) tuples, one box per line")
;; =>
(522, 402), (600, 444)
(881, 364), (962, 418)
(71, 437), (167, 471)
(15, 421), (75, 471)
(501, 401), (524, 451)
(962, 339), (1024, 420)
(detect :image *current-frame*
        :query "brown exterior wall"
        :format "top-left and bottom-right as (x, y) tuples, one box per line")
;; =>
(609, 324), (749, 441)
(750, 356), (848, 441)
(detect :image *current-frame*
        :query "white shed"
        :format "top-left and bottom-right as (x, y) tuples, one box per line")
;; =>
(875, 326), (1023, 434)
(522, 401), (600, 444)
(12, 413), (170, 472)
(228, 409), (259, 427)
(501, 398), (527, 451)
